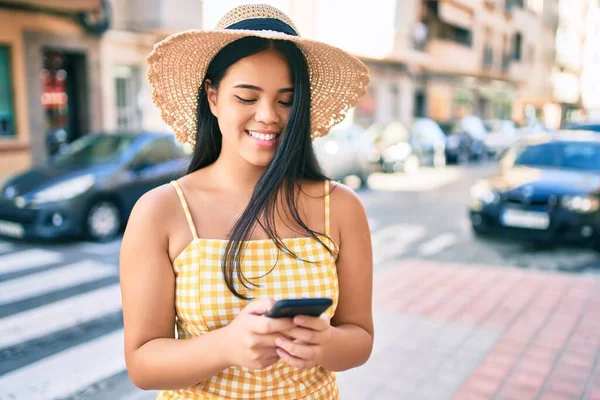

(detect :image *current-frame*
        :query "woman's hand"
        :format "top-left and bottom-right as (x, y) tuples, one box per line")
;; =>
(224, 299), (296, 370)
(275, 315), (332, 369)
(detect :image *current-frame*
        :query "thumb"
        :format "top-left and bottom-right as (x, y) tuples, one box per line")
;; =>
(241, 298), (275, 316)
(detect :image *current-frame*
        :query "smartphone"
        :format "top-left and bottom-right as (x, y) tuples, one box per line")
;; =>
(265, 298), (333, 318)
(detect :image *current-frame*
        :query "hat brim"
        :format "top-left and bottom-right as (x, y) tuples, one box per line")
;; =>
(146, 29), (370, 145)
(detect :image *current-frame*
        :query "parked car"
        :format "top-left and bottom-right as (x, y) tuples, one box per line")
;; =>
(483, 119), (518, 156)
(0, 132), (190, 241)
(366, 118), (446, 174)
(313, 123), (378, 187)
(443, 116), (488, 164)
(468, 130), (600, 250)
(517, 121), (551, 137)
(564, 121), (600, 133)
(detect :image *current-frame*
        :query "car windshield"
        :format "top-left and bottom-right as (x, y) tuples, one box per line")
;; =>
(52, 134), (138, 167)
(513, 141), (600, 171)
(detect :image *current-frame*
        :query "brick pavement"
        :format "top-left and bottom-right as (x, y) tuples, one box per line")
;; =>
(337, 259), (600, 400)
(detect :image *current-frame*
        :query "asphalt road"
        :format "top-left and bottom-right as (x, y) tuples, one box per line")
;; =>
(0, 163), (598, 399)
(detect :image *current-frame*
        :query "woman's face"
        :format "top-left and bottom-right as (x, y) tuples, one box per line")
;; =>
(206, 48), (294, 168)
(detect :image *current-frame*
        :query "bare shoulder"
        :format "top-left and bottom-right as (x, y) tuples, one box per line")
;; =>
(327, 181), (369, 246)
(328, 181), (366, 217)
(131, 184), (179, 224)
(124, 183), (181, 243)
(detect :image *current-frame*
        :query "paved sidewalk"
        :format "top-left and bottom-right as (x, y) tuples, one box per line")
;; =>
(337, 260), (600, 400)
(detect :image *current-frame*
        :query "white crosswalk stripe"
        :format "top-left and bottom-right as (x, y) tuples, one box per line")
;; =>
(0, 284), (121, 348)
(0, 249), (63, 275)
(371, 223), (427, 265)
(418, 233), (458, 256)
(0, 241), (15, 254)
(0, 260), (114, 306)
(78, 239), (122, 255)
(0, 330), (125, 400)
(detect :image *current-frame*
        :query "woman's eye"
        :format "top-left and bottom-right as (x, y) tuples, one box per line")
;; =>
(235, 96), (256, 104)
(279, 100), (293, 107)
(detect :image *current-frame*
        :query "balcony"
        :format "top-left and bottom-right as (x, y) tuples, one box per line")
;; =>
(426, 38), (478, 73)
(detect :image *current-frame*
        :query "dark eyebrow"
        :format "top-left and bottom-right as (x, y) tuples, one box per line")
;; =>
(233, 84), (294, 93)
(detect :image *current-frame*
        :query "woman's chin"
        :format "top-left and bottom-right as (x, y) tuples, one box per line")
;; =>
(240, 151), (276, 168)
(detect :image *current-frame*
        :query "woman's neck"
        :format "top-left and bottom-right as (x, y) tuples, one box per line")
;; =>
(207, 154), (267, 192)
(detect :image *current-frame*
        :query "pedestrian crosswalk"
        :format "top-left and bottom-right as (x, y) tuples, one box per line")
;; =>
(0, 222), (469, 399)
(0, 249), (64, 275)
(0, 215), (595, 399)
(0, 284), (121, 348)
(0, 246), (124, 400)
(0, 330), (124, 400)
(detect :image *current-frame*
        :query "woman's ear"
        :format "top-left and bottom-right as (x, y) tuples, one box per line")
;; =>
(205, 79), (218, 116)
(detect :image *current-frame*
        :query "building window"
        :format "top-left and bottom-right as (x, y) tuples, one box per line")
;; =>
(0, 45), (15, 138)
(439, 22), (473, 47)
(513, 33), (522, 61)
(483, 27), (494, 69)
(114, 65), (142, 131)
(390, 84), (400, 119)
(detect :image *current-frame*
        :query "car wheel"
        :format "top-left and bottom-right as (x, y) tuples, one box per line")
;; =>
(593, 237), (600, 253)
(85, 200), (121, 242)
(471, 224), (488, 238)
(357, 172), (370, 189)
(382, 161), (395, 173)
(402, 155), (420, 175)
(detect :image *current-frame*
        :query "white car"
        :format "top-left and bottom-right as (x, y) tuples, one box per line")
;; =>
(483, 119), (518, 156)
(313, 123), (378, 187)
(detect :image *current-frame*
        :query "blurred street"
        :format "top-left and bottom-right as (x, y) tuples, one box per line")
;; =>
(2, 0), (600, 398)
(1, 163), (599, 399)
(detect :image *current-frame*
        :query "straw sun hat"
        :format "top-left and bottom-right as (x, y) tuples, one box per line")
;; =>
(146, 3), (370, 145)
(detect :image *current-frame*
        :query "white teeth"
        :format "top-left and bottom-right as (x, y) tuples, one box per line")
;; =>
(247, 131), (278, 141)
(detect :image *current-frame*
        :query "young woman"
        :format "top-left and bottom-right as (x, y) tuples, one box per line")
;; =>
(120, 4), (373, 399)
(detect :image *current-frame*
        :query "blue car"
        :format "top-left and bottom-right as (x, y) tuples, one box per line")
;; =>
(0, 132), (190, 241)
(468, 130), (600, 250)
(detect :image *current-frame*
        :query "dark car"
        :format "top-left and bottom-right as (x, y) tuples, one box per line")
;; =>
(442, 116), (488, 164)
(468, 130), (600, 250)
(0, 132), (190, 241)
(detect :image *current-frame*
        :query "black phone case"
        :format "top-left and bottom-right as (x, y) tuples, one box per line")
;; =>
(265, 298), (333, 318)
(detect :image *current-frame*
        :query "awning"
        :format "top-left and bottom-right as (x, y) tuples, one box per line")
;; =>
(6, 0), (101, 13)
(439, 0), (474, 30)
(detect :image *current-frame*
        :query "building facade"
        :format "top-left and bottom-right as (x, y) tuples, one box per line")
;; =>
(0, 0), (200, 178)
(288, 0), (561, 127)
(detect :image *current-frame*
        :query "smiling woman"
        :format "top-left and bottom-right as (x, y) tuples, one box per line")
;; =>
(202, 44), (296, 161)
(119, 3), (374, 400)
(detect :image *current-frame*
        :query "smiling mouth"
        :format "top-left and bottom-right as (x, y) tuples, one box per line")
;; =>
(246, 130), (280, 141)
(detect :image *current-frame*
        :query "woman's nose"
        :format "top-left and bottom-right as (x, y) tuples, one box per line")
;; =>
(254, 101), (281, 125)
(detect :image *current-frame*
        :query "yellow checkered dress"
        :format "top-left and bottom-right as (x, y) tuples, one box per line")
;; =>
(157, 180), (340, 400)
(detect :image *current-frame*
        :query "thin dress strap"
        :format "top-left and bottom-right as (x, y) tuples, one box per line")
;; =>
(324, 180), (331, 236)
(170, 180), (199, 240)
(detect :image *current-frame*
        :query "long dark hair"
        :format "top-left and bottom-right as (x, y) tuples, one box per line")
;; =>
(188, 36), (335, 300)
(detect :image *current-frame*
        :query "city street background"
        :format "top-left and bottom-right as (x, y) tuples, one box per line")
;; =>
(1, 164), (599, 399)
(1, 0), (600, 399)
